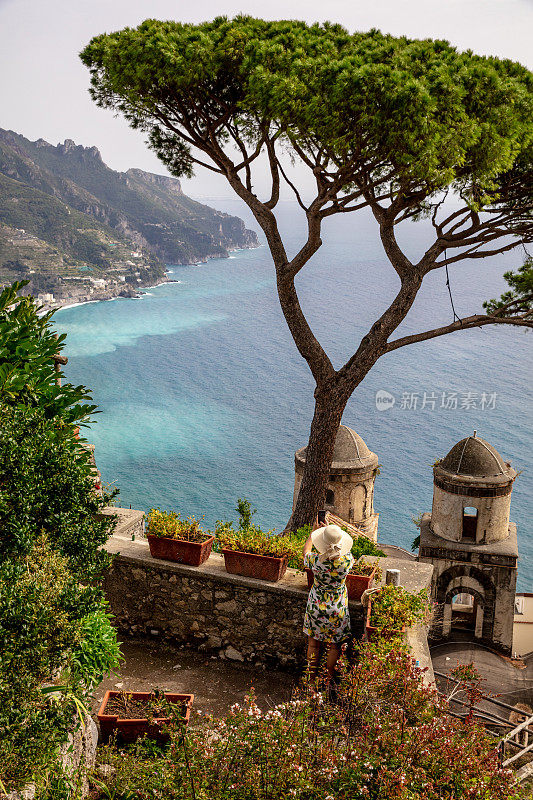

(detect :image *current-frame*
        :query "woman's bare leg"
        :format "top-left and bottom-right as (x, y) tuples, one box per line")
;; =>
(307, 636), (321, 682)
(326, 643), (342, 682)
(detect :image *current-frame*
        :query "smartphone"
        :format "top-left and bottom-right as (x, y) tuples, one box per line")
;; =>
(317, 510), (327, 525)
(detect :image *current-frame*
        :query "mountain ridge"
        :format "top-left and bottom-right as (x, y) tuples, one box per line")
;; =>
(0, 129), (259, 289)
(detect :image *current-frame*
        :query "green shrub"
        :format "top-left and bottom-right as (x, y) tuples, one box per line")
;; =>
(0, 283), (121, 795)
(369, 584), (432, 631)
(70, 606), (122, 692)
(0, 281), (96, 424)
(0, 537), (87, 789)
(0, 404), (116, 578)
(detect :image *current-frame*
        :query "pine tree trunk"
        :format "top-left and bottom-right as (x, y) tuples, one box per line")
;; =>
(285, 390), (348, 532)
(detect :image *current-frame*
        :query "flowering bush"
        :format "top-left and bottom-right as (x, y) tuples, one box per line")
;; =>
(369, 584), (432, 631)
(147, 509), (209, 543)
(93, 643), (525, 799)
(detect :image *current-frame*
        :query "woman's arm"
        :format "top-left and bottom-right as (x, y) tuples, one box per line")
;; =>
(303, 516), (320, 557)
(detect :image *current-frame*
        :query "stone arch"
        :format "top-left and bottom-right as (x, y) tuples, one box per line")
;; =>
(436, 566), (497, 643)
(444, 584), (485, 639)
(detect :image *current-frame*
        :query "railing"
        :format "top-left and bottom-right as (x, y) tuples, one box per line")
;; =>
(434, 669), (533, 782)
(325, 511), (374, 541)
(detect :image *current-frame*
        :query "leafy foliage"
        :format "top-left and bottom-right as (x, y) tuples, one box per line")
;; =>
(81, 17), (532, 529)
(0, 282), (121, 793)
(353, 556), (381, 579)
(214, 497), (300, 558)
(369, 584), (432, 631)
(483, 256), (533, 318)
(93, 643), (525, 799)
(0, 403), (115, 577)
(0, 538), (89, 788)
(0, 281), (95, 423)
(147, 509), (210, 542)
(216, 525), (298, 559)
(70, 606), (122, 692)
(81, 18), (532, 200)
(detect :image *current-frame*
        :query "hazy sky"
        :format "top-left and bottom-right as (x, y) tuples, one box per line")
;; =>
(0, 0), (531, 198)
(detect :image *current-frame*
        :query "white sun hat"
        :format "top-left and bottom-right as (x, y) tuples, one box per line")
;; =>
(311, 524), (353, 562)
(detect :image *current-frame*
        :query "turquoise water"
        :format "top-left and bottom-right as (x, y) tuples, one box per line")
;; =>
(55, 199), (532, 590)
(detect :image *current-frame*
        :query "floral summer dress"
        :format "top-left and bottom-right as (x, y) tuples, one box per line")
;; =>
(303, 551), (354, 643)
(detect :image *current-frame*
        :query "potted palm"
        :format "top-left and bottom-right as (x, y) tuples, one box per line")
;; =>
(365, 584), (431, 641)
(98, 689), (194, 743)
(147, 509), (214, 566)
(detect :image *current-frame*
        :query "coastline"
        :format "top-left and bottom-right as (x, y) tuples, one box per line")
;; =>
(42, 244), (261, 316)
(43, 274), (173, 316)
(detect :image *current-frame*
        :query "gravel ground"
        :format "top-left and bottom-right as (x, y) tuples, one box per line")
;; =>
(93, 638), (296, 721)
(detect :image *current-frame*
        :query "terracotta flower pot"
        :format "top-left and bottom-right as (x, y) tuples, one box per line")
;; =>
(147, 534), (214, 566)
(222, 549), (288, 582)
(97, 690), (194, 744)
(305, 566), (376, 601)
(347, 567), (377, 601)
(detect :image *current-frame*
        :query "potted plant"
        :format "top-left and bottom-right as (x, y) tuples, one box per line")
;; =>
(365, 584), (430, 641)
(98, 689), (194, 743)
(348, 557), (382, 601)
(217, 526), (298, 582)
(214, 498), (299, 582)
(147, 509), (214, 566)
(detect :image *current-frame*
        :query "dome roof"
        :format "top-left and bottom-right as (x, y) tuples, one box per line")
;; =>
(436, 433), (515, 483)
(296, 425), (378, 471)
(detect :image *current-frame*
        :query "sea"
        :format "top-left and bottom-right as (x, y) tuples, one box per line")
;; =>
(54, 198), (532, 591)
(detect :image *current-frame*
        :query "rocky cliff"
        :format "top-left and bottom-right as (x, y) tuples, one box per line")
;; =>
(0, 129), (259, 278)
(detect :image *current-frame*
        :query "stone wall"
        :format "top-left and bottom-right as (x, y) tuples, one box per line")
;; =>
(103, 535), (358, 669)
(103, 534), (434, 676)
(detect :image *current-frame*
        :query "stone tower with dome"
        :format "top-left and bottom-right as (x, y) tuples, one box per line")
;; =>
(293, 424), (380, 540)
(419, 432), (518, 655)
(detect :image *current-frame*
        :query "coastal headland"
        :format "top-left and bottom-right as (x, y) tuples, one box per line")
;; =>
(0, 128), (259, 307)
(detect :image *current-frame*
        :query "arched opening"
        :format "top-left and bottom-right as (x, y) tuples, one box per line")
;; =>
(438, 569), (494, 643)
(443, 587), (485, 639)
(350, 485), (365, 522)
(462, 507), (478, 541)
(451, 592), (477, 633)
(325, 489), (335, 506)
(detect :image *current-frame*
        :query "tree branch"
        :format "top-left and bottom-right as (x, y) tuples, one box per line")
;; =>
(385, 313), (533, 353)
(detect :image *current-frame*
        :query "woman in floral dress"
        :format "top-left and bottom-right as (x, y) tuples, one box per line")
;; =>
(303, 521), (354, 682)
